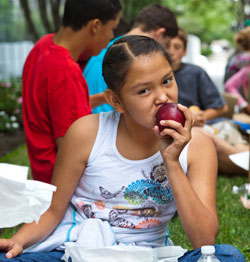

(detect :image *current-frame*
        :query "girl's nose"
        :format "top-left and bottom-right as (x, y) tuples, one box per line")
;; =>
(155, 89), (168, 105)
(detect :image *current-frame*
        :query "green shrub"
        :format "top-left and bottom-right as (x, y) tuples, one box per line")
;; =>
(0, 78), (22, 133)
(201, 46), (213, 57)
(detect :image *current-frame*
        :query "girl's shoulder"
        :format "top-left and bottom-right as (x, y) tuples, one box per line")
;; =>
(188, 127), (217, 164)
(190, 127), (215, 148)
(64, 113), (100, 154)
(70, 113), (99, 133)
(65, 111), (119, 155)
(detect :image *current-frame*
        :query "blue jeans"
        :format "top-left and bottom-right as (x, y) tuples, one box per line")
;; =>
(0, 251), (65, 262)
(0, 244), (244, 262)
(179, 244), (245, 262)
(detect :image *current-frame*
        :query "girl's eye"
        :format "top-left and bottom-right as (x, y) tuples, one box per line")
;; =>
(163, 77), (173, 85)
(138, 88), (150, 95)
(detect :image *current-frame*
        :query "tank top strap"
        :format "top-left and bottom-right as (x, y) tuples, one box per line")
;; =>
(88, 111), (120, 163)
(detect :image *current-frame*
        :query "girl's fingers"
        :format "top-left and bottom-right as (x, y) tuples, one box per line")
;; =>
(6, 251), (14, 259)
(177, 103), (194, 130)
(159, 126), (189, 144)
(160, 119), (183, 129)
(155, 104), (193, 146)
(157, 119), (191, 146)
(0, 239), (23, 259)
(6, 245), (22, 259)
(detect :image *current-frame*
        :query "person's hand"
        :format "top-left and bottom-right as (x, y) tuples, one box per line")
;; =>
(192, 111), (206, 127)
(154, 104), (193, 163)
(0, 238), (23, 259)
(240, 196), (250, 209)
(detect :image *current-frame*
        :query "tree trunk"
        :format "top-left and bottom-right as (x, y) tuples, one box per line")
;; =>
(123, 0), (129, 21)
(19, 0), (39, 42)
(38, 0), (52, 33)
(50, 0), (62, 32)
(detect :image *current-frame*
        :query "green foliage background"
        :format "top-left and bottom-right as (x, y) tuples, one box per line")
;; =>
(0, 79), (23, 132)
(120, 0), (240, 46)
(163, 0), (238, 44)
(0, 0), (244, 46)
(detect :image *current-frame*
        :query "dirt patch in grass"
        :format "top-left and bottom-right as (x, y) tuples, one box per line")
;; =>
(0, 129), (26, 158)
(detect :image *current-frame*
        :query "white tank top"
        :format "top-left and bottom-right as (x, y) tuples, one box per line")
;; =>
(28, 111), (188, 252)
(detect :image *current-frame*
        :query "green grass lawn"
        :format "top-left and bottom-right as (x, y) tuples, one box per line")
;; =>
(0, 144), (249, 260)
(169, 175), (250, 260)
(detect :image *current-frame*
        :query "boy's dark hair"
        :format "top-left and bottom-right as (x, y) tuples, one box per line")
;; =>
(132, 4), (178, 38)
(177, 28), (188, 50)
(103, 35), (171, 94)
(62, 0), (122, 31)
(113, 18), (131, 39)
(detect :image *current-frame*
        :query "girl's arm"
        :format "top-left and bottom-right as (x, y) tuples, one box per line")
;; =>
(169, 129), (218, 249)
(156, 105), (218, 249)
(0, 114), (99, 258)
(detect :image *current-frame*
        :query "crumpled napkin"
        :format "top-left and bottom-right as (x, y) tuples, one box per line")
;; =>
(0, 163), (56, 228)
(60, 216), (187, 262)
(62, 244), (187, 262)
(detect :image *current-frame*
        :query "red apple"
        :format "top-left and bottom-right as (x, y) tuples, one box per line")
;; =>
(156, 103), (185, 132)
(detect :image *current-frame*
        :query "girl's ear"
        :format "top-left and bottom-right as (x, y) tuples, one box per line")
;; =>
(104, 89), (125, 113)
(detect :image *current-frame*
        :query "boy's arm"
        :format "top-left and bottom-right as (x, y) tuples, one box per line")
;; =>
(203, 104), (228, 120)
(89, 93), (107, 109)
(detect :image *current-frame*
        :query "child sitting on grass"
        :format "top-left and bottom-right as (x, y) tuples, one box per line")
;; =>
(0, 35), (244, 262)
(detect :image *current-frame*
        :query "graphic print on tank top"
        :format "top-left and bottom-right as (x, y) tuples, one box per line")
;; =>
(124, 163), (173, 205)
(76, 163), (174, 229)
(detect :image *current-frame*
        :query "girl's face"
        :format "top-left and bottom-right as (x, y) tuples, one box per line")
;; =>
(118, 52), (178, 130)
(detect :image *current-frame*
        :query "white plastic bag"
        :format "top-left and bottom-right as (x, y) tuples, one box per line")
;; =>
(0, 163), (56, 228)
(62, 244), (187, 262)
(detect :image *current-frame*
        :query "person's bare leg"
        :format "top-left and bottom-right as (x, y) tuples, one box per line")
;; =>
(194, 127), (248, 176)
(215, 139), (247, 176)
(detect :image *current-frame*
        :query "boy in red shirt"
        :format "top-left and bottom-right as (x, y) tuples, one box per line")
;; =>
(22, 0), (121, 183)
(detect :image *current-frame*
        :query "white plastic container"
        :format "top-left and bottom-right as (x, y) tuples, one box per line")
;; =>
(232, 183), (250, 199)
(197, 246), (220, 262)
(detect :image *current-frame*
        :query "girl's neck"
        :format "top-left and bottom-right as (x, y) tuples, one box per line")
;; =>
(116, 114), (158, 160)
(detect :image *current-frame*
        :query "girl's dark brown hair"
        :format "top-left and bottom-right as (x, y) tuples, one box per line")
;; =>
(102, 35), (171, 94)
